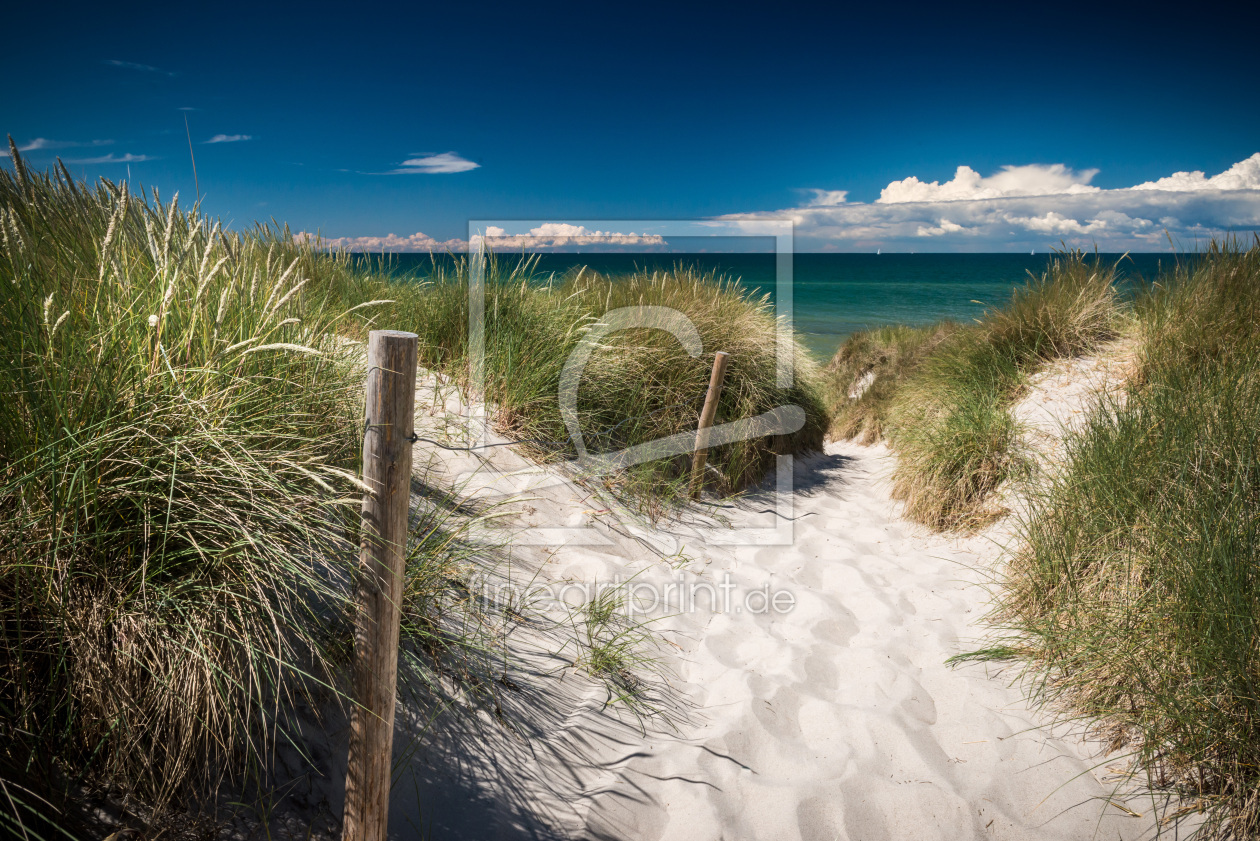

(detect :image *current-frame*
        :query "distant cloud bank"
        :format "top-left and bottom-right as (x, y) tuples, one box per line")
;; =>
(726, 154), (1260, 250)
(296, 223), (665, 253)
(301, 154), (1259, 254)
(204, 134), (252, 144)
(294, 231), (469, 252)
(476, 224), (666, 249)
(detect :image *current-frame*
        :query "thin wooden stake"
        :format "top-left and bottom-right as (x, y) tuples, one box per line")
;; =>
(689, 351), (730, 499)
(343, 330), (418, 841)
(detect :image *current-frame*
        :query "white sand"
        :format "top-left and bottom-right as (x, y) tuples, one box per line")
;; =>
(985, 338), (1138, 538)
(333, 362), (1168, 841)
(1009, 339), (1136, 476)
(255, 360), (1166, 840)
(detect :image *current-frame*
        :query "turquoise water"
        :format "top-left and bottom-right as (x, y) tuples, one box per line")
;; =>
(371, 253), (1174, 363)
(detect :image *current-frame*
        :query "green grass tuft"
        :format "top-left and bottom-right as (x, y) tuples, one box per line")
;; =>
(823, 322), (957, 443)
(887, 330), (1028, 529)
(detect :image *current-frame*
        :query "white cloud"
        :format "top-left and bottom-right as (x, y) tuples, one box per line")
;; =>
(1003, 211), (1106, 235)
(474, 223), (667, 249)
(17, 138), (113, 152)
(805, 189), (849, 207)
(388, 152), (480, 174)
(204, 134), (252, 144)
(1131, 153), (1260, 192)
(294, 231), (468, 252)
(296, 223), (668, 253)
(64, 153), (154, 164)
(879, 163), (1100, 203)
(720, 154), (1260, 250)
(916, 219), (966, 237)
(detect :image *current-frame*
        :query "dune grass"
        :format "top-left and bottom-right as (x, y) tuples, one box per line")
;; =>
(570, 581), (668, 721)
(827, 249), (1121, 529)
(364, 256), (830, 509)
(823, 322), (957, 443)
(886, 331), (1028, 528)
(0, 149), (547, 837)
(0, 147), (370, 826)
(976, 239), (1260, 838)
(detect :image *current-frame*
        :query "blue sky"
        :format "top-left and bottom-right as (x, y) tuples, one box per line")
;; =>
(5, 0), (1259, 251)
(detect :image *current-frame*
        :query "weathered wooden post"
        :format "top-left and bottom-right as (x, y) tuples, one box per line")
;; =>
(689, 351), (730, 499)
(343, 330), (417, 841)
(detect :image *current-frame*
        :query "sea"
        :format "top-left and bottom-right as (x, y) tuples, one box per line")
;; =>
(364, 253), (1177, 363)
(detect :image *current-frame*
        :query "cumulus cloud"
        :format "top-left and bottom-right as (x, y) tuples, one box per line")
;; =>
(1131, 154), (1260, 192)
(720, 154), (1260, 250)
(1004, 211), (1106, 235)
(387, 152), (480, 174)
(64, 153), (154, 164)
(879, 163), (1100, 203)
(474, 223), (667, 249)
(204, 134), (252, 144)
(17, 138), (113, 152)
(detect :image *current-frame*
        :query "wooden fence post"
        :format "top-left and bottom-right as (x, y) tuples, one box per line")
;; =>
(343, 330), (417, 841)
(689, 351), (730, 499)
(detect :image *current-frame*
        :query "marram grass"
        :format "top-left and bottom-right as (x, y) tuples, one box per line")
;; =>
(886, 330), (1027, 529)
(337, 253), (831, 510)
(0, 144), (370, 828)
(976, 239), (1260, 839)
(833, 241), (1260, 835)
(0, 147), (529, 836)
(823, 321), (958, 443)
(826, 249), (1121, 530)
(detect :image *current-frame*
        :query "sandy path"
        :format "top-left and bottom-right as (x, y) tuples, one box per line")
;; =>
(375, 378), (1164, 841)
(566, 442), (1156, 841)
